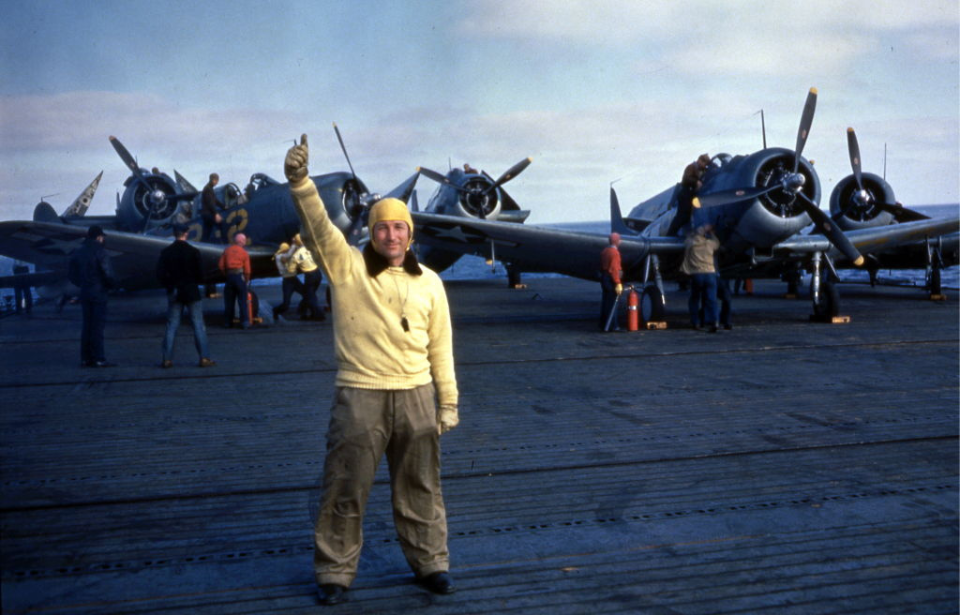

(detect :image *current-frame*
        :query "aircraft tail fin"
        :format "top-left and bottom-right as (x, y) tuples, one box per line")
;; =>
(62, 171), (103, 218)
(610, 186), (633, 236)
(385, 171), (421, 205)
(174, 170), (198, 193)
(33, 201), (60, 223)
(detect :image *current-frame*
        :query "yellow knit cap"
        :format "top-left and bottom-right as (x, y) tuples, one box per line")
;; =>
(368, 198), (414, 245)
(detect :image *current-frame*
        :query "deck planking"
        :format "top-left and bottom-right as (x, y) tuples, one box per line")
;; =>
(1, 276), (957, 614)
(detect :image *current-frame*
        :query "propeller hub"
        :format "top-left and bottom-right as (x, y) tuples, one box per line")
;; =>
(783, 172), (806, 194)
(149, 189), (167, 207)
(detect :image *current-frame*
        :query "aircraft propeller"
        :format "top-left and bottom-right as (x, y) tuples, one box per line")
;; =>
(833, 127), (927, 224)
(109, 136), (196, 232)
(418, 157), (532, 219)
(331, 123), (377, 244)
(694, 89), (864, 265)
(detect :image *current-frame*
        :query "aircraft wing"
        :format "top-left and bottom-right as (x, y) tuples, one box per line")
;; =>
(772, 215), (960, 264)
(413, 212), (684, 281)
(0, 220), (277, 291)
(0, 270), (64, 290)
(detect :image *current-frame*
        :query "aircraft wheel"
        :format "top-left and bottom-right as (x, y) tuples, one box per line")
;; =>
(640, 285), (665, 323)
(813, 282), (840, 318)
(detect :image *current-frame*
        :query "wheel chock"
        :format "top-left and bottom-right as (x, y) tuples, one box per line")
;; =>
(809, 314), (851, 324)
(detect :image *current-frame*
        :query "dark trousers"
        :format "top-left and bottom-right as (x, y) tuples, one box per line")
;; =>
(80, 299), (108, 363)
(689, 273), (718, 327)
(717, 276), (732, 326)
(201, 215), (230, 244)
(599, 274), (619, 330)
(274, 276), (305, 315)
(223, 273), (249, 326)
(666, 187), (694, 237)
(162, 294), (210, 361)
(302, 269), (323, 318)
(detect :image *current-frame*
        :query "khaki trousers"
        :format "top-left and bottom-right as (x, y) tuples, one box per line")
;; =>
(314, 385), (449, 587)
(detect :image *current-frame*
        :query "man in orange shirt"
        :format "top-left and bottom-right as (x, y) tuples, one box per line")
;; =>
(218, 232), (252, 328)
(600, 232), (623, 331)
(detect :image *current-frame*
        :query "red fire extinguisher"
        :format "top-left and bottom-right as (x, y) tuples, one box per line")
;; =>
(626, 287), (639, 331)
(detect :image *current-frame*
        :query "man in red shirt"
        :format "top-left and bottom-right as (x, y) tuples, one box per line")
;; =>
(600, 232), (623, 331)
(218, 232), (252, 328)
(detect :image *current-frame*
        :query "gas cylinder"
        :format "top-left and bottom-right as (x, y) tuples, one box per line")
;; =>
(626, 287), (639, 331)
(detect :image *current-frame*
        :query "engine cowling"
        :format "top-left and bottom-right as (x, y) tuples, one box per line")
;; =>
(829, 171), (896, 230)
(427, 168), (502, 220)
(702, 147), (821, 251)
(115, 171), (182, 232)
(313, 172), (370, 235)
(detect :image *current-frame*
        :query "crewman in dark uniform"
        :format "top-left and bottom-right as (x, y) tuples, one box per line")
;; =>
(201, 173), (229, 244)
(667, 153), (711, 237)
(68, 225), (117, 366)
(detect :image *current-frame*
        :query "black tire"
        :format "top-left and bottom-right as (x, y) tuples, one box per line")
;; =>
(813, 281), (840, 318)
(640, 285), (665, 323)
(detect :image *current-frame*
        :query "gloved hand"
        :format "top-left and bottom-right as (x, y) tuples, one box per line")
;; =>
(615, 283), (623, 295)
(437, 405), (459, 435)
(285, 134), (309, 183)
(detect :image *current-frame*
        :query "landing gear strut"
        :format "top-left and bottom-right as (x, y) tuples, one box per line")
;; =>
(926, 237), (945, 300)
(809, 251), (843, 321)
(639, 254), (667, 326)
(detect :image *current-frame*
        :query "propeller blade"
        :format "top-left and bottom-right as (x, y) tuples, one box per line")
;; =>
(878, 201), (929, 222)
(846, 127), (864, 192)
(109, 136), (153, 193)
(332, 123), (357, 180)
(165, 191), (199, 203)
(109, 136), (142, 176)
(417, 166), (467, 192)
(793, 87), (817, 173)
(798, 193), (864, 265)
(345, 203), (367, 246)
(484, 157), (532, 195)
(697, 184), (779, 208)
(410, 190), (420, 212)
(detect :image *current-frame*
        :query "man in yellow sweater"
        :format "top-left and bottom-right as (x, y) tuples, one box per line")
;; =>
(285, 135), (459, 606)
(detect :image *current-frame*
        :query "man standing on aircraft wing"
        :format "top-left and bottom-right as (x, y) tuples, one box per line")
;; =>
(157, 224), (215, 368)
(68, 225), (117, 367)
(201, 173), (229, 244)
(667, 153), (712, 237)
(599, 232), (623, 331)
(285, 134), (459, 606)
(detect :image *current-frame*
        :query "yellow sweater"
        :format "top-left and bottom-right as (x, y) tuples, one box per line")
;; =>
(289, 177), (458, 408)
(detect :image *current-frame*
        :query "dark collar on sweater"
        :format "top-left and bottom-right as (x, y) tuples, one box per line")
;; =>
(363, 243), (423, 277)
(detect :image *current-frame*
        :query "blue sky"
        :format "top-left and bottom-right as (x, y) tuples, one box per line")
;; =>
(1, 0), (957, 224)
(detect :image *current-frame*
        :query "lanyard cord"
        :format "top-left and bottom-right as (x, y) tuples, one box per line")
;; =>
(392, 272), (410, 332)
